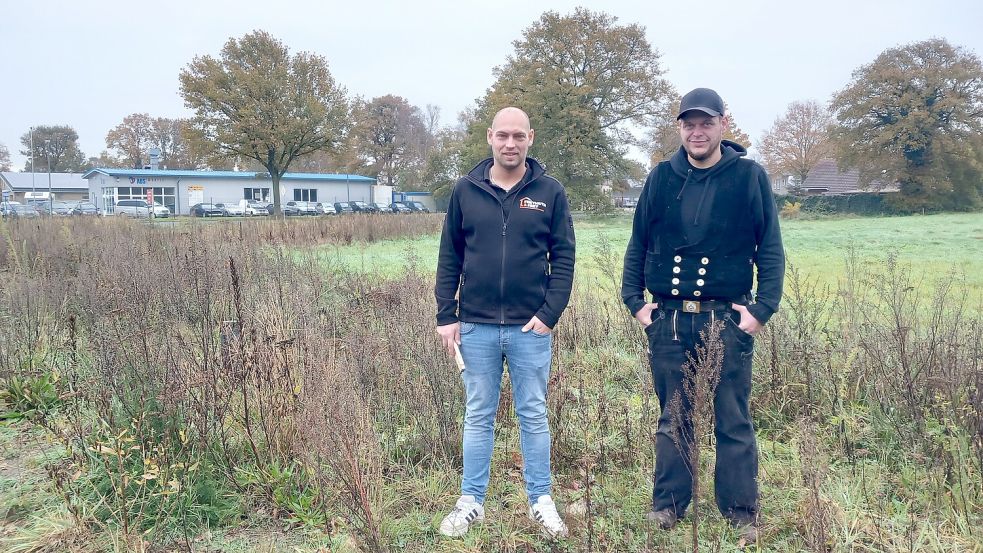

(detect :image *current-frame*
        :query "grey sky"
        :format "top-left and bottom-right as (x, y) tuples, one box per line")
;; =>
(2, 0), (981, 170)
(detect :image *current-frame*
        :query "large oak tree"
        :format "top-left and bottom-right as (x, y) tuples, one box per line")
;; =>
(464, 8), (673, 209)
(830, 38), (983, 210)
(19, 125), (87, 172)
(179, 30), (349, 216)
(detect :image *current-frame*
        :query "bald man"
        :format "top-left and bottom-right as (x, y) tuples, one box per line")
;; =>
(435, 107), (575, 538)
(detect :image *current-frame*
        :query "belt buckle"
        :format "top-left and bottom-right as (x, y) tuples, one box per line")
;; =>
(682, 300), (700, 313)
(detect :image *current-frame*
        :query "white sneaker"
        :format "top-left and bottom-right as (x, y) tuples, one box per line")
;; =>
(439, 495), (484, 537)
(529, 495), (569, 538)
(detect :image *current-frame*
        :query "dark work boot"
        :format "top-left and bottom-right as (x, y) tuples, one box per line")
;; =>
(646, 508), (678, 530)
(731, 518), (760, 547)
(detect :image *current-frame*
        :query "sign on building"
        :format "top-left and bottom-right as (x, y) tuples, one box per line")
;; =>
(188, 185), (204, 206)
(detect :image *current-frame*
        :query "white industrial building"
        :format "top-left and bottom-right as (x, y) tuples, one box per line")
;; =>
(82, 168), (381, 215)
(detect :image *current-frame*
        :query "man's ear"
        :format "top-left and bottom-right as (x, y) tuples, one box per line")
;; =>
(720, 115), (730, 132)
(528, 128), (535, 147)
(486, 127), (494, 146)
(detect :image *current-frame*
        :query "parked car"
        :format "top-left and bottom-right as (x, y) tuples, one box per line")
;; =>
(334, 201), (355, 214)
(40, 201), (75, 216)
(215, 202), (249, 217)
(259, 202), (302, 216)
(1, 203), (41, 219)
(404, 201), (431, 213)
(371, 202), (393, 213)
(72, 201), (101, 216)
(247, 201), (272, 215)
(285, 201), (318, 216)
(390, 202), (413, 214)
(316, 202), (337, 215)
(190, 203), (225, 217)
(0, 201), (21, 218)
(25, 200), (49, 213)
(350, 200), (377, 213)
(116, 199), (170, 218)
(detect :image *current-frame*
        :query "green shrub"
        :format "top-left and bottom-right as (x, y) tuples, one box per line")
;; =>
(0, 372), (62, 422)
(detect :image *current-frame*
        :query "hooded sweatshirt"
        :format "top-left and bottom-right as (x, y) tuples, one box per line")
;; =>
(435, 157), (575, 328)
(621, 140), (784, 324)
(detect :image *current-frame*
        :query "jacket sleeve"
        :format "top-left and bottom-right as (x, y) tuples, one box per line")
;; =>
(747, 165), (785, 324)
(535, 186), (576, 328)
(435, 183), (465, 325)
(621, 168), (656, 316)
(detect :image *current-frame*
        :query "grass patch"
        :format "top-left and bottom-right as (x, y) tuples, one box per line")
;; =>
(318, 212), (983, 297)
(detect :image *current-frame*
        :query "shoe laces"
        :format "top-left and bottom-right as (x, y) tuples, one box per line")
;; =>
(448, 498), (479, 522)
(534, 498), (564, 528)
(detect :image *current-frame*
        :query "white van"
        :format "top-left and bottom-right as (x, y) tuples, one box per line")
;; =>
(115, 199), (170, 218)
(23, 191), (53, 202)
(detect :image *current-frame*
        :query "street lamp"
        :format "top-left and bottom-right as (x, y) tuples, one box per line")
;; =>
(45, 139), (52, 214)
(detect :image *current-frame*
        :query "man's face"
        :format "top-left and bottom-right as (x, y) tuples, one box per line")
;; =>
(487, 111), (534, 171)
(678, 112), (726, 162)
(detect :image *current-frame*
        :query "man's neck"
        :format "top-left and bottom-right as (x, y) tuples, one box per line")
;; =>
(489, 162), (526, 190)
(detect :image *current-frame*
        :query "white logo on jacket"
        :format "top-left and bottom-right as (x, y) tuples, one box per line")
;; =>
(519, 197), (547, 212)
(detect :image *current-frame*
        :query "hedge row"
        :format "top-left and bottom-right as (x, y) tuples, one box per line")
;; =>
(774, 192), (908, 216)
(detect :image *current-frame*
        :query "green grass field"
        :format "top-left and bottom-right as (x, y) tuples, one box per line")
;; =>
(313, 212), (983, 296)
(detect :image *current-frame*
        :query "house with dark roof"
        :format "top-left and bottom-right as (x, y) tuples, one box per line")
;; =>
(799, 159), (897, 195)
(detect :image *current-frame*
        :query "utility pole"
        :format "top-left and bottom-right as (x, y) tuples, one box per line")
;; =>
(45, 139), (52, 214)
(30, 127), (36, 195)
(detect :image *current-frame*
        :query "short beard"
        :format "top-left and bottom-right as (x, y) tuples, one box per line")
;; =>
(687, 149), (711, 161)
(684, 141), (720, 162)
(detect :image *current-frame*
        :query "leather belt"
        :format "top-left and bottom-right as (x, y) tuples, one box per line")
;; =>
(657, 298), (734, 313)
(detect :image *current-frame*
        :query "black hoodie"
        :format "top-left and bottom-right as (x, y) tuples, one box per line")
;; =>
(435, 157), (576, 328)
(621, 140), (784, 324)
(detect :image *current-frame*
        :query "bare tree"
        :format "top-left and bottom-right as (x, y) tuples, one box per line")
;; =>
(758, 100), (833, 187)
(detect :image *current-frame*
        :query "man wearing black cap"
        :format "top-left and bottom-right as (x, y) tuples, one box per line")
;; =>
(621, 88), (785, 544)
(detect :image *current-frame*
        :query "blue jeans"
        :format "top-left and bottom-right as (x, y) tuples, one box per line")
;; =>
(458, 321), (553, 505)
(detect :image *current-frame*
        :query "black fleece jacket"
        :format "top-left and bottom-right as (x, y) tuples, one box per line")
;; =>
(621, 141), (785, 324)
(435, 157), (576, 328)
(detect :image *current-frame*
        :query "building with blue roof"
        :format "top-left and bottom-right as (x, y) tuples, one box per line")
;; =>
(82, 168), (378, 215)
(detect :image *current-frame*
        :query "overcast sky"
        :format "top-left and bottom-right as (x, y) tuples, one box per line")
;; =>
(2, 0), (981, 170)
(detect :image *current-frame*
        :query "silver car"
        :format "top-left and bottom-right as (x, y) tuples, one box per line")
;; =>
(216, 202), (249, 216)
(115, 199), (170, 218)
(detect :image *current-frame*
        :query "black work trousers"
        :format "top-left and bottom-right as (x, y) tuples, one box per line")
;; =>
(645, 306), (759, 523)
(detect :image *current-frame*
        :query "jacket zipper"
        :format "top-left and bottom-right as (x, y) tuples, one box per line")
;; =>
(499, 191), (524, 324)
(500, 217), (507, 324)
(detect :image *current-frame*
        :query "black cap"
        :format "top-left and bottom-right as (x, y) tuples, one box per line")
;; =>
(677, 88), (725, 119)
